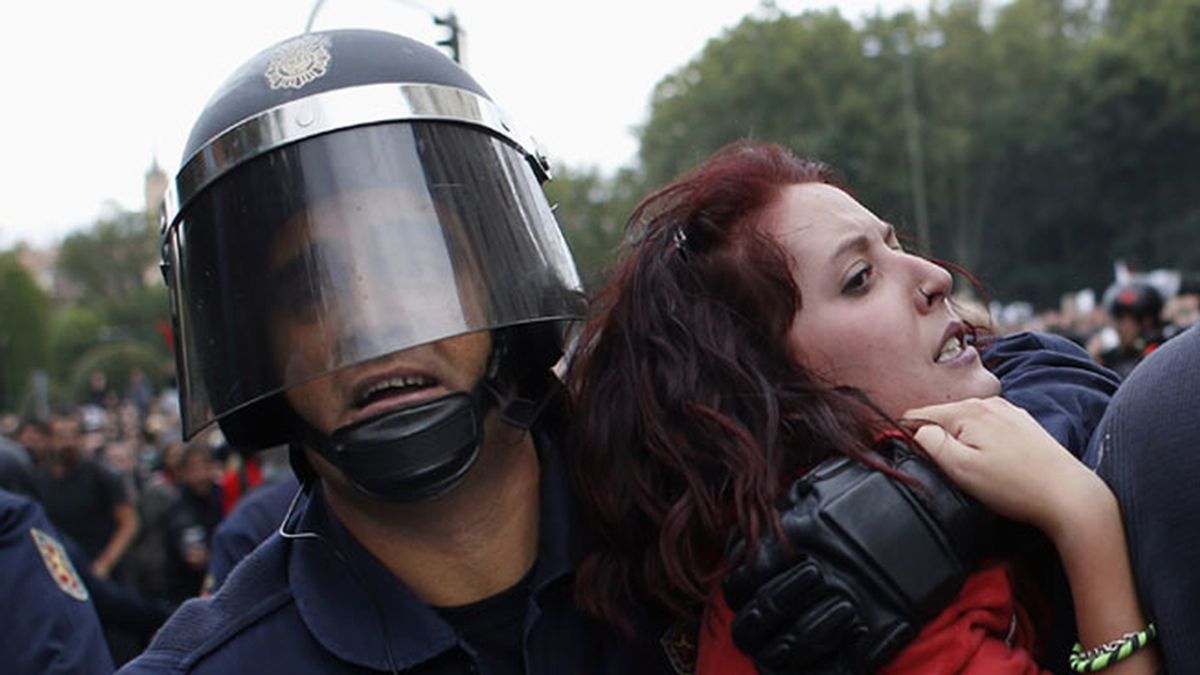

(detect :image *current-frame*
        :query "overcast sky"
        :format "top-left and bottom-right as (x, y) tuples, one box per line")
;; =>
(0, 0), (919, 248)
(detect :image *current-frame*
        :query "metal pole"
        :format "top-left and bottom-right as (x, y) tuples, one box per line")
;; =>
(899, 32), (931, 254)
(303, 0), (461, 64)
(304, 0), (326, 33)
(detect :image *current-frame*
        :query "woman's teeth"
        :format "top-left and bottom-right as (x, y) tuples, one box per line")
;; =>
(936, 336), (964, 363)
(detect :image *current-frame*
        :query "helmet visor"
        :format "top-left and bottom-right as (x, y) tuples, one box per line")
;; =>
(167, 122), (584, 440)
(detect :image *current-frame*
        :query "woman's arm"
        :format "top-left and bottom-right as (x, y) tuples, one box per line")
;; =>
(907, 397), (1159, 675)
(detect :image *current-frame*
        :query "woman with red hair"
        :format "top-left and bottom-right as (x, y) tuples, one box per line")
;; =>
(567, 141), (1157, 674)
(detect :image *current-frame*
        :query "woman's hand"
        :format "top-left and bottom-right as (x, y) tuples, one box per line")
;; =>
(902, 396), (1112, 542)
(904, 396), (1159, 674)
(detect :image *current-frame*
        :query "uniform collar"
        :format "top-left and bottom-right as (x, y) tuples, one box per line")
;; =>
(287, 426), (577, 671)
(288, 484), (458, 671)
(527, 423), (575, 596)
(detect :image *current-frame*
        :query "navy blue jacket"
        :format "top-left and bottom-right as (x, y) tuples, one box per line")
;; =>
(984, 331), (1120, 672)
(0, 488), (114, 674)
(121, 430), (666, 674)
(985, 331), (1120, 456)
(204, 473), (300, 593)
(1084, 324), (1198, 674)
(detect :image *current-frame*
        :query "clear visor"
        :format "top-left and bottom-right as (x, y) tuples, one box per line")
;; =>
(166, 122), (584, 440)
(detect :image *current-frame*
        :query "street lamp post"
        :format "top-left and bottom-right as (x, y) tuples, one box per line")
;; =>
(304, 0), (463, 64)
(896, 30), (931, 255)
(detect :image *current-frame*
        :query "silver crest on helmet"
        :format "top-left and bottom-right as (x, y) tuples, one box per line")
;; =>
(265, 35), (331, 90)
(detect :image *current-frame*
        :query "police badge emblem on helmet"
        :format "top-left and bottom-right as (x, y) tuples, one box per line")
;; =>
(265, 35), (331, 90)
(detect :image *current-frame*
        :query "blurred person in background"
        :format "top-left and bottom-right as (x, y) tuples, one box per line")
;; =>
(100, 439), (142, 506)
(1097, 282), (1171, 378)
(86, 371), (111, 409)
(164, 440), (222, 604)
(125, 438), (181, 602)
(126, 368), (156, 417)
(14, 418), (50, 466)
(36, 414), (139, 580)
(1, 422), (38, 498)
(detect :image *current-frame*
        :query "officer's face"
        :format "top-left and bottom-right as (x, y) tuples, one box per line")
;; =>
(283, 333), (492, 435)
(266, 191), (492, 435)
(766, 184), (1000, 418)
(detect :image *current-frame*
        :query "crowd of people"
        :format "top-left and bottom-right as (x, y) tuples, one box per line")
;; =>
(0, 24), (1196, 675)
(0, 371), (293, 665)
(993, 280), (1199, 377)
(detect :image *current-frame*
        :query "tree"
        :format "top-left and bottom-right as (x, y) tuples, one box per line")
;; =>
(49, 208), (172, 400)
(544, 163), (646, 290)
(637, 7), (901, 195)
(0, 252), (51, 411)
(56, 209), (158, 303)
(628, 0), (1200, 307)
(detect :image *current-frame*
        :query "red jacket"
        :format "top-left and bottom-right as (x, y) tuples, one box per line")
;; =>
(697, 560), (1049, 675)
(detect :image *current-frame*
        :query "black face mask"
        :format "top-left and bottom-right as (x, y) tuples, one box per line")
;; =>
(296, 387), (488, 503)
(287, 330), (557, 503)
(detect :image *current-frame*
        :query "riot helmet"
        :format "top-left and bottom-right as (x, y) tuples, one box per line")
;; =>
(161, 29), (585, 501)
(1107, 282), (1164, 322)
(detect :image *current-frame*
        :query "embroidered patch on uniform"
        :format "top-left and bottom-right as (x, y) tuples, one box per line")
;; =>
(265, 35), (331, 90)
(660, 621), (697, 675)
(30, 528), (89, 601)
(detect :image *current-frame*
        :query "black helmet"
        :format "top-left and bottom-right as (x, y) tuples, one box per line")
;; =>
(1108, 282), (1164, 321)
(160, 30), (585, 500)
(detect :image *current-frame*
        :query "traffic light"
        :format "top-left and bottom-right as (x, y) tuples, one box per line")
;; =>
(434, 12), (460, 63)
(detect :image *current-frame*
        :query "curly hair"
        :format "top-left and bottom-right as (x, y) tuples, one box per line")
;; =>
(567, 141), (895, 632)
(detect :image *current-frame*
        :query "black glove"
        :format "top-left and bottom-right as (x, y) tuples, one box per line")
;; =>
(722, 439), (991, 674)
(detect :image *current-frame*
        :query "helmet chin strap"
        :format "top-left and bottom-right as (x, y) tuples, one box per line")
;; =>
(296, 386), (487, 503)
(290, 335), (549, 503)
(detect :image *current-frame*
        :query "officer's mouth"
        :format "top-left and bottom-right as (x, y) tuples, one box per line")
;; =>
(346, 371), (444, 423)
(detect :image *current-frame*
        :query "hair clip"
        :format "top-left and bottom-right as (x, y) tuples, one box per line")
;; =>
(672, 227), (689, 253)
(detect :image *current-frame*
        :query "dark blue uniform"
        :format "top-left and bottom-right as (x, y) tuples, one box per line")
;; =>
(985, 331), (1120, 671)
(1084, 324), (1198, 673)
(120, 430), (670, 674)
(0, 488), (114, 674)
(205, 473), (300, 593)
(985, 331), (1120, 455)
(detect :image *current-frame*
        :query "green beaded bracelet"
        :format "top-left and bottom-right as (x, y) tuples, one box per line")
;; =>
(1068, 623), (1157, 673)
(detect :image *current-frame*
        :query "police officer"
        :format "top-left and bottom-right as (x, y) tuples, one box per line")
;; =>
(0, 488), (114, 674)
(1085, 324), (1198, 673)
(1099, 282), (1170, 378)
(122, 29), (656, 674)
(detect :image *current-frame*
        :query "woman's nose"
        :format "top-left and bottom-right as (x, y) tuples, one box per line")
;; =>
(914, 259), (953, 311)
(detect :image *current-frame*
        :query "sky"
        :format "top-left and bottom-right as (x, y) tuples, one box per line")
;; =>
(0, 0), (920, 248)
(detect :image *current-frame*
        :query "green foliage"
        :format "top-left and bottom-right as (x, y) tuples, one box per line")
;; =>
(56, 209), (158, 303)
(47, 305), (108, 382)
(544, 163), (646, 290)
(33, 207), (171, 410)
(0, 252), (51, 410)
(625, 0), (1200, 307)
(67, 341), (166, 405)
(638, 8), (898, 191)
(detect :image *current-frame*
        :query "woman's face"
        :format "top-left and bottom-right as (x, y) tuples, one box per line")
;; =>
(766, 183), (1000, 418)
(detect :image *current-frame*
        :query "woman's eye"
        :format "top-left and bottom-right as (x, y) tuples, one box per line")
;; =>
(843, 265), (872, 294)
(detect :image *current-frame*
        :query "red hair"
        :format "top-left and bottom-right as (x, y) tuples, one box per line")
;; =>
(568, 141), (892, 632)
